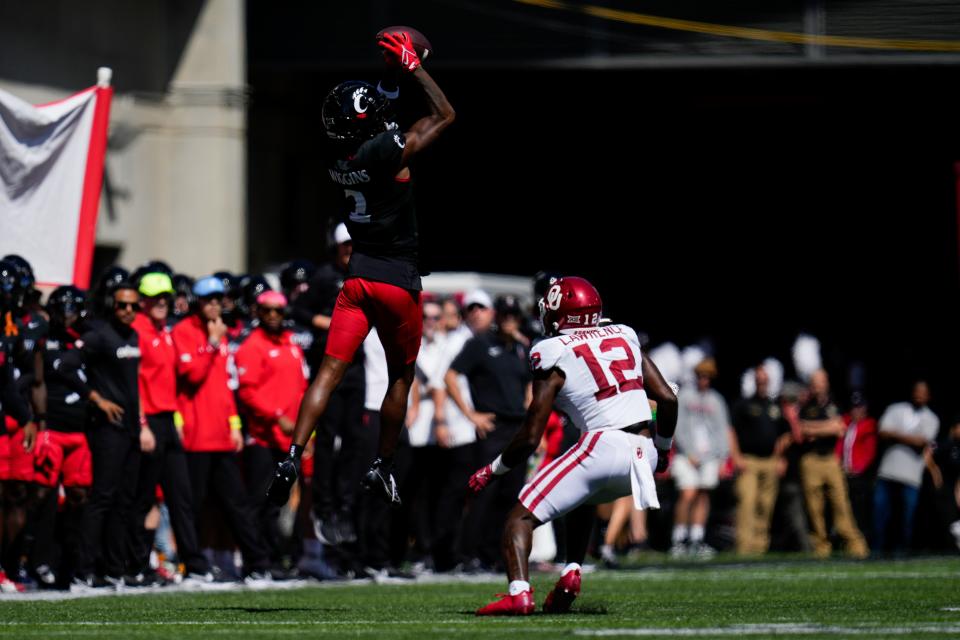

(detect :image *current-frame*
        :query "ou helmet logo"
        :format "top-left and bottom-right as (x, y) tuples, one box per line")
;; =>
(352, 89), (368, 114)
(545, 284), (562, 311)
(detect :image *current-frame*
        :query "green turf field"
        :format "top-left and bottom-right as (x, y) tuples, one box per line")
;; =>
(1, 558), (958, 639)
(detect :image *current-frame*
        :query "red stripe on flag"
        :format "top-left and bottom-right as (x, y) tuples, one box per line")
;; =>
(72, 85), (112, 288)
(33, 87), (95, 109)
(526, 432), (603, 514)
(519, 432), (587, 505)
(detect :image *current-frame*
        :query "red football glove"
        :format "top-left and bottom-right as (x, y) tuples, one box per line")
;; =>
(468, 464), (494, 494)
(378, 31), (421, 72)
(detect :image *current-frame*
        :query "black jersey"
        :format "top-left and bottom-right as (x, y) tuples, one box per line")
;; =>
(327, 130), (421, 291)
(42, 331), (88, 432)
(13, 311), (48, 394)
(65, 321), (141, 432)
(1, 338), (31, 429)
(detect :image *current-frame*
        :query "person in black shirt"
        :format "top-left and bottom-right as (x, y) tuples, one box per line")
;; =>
(445, 296), (533, 569)
(729, 365), (790, 555)
(270, 31), (455, 508)
(934, 419), (960, 550)
(0, 258), (46, 587)
(290, 226), (365, 544)
(290, 225), (353, 376)
(798, 369), (868, 558)
(66, 283), (143, 585)
(31, 286), (93, 586)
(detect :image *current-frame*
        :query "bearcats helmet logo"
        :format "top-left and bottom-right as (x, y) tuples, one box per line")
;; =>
(352, 88), (369, 114)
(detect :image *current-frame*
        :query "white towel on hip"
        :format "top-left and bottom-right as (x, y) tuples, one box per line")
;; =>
(630, 438), (661, 511)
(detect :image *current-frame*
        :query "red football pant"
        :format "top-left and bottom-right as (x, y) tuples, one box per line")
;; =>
(325, 278), (423, 369)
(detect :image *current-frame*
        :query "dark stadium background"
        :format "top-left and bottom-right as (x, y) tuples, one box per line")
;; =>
(247, 1), (960, 418)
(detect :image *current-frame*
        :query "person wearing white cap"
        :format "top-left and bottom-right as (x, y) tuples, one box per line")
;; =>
(462, 289), (495, 336)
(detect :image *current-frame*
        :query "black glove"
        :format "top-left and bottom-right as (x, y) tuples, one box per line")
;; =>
(266, 456), (299, 506)
(656, 448), (671, 474)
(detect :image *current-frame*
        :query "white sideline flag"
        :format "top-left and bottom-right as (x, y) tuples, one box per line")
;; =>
(0, 73), (112, 287)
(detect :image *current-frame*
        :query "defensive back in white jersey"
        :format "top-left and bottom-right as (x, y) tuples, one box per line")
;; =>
(530, 324), (652, 432)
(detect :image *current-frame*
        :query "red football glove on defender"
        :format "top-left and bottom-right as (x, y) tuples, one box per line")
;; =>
(378, 31), (421, 72)
(468, 464), (494, 494)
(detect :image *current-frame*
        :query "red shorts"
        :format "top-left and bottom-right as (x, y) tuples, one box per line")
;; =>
(4, 427), (38, 483)
(325, 278), (423, 369)
(34, 430), (93, 488)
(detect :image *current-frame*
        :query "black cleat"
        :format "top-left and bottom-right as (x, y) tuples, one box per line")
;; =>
(360, 457), (401, 506)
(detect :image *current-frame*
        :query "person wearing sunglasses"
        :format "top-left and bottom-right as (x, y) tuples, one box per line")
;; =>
(235, 291), (308, 567)
(128, 273), (217, 585)
(61, 281), (144, 587)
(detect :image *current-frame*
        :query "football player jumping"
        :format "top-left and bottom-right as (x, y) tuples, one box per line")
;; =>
(267, 31), (455, 508)
(469, 277), (678, 615)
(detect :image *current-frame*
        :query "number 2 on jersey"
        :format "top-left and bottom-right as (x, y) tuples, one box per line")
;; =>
(573, 337), (644, 401)
(345, 189), (370, 223)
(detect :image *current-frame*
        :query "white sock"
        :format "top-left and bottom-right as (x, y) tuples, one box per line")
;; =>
(561, 562), (581, 576)
(672, 525), (688, 544)
(689, 525), (705, 543)
(508, 580), (531, 596)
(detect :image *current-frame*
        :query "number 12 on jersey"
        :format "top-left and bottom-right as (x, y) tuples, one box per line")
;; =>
(573, 337), (643, 401)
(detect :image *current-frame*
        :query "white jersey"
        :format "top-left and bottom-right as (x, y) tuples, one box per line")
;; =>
(530, 324), (652, 433)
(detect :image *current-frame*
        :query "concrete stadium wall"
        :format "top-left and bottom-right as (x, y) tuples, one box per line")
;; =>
(0, 0), (247, 278)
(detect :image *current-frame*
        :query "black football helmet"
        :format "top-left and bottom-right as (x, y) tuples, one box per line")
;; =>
(93, 265), (130, 316)
(47, 285), (88, 329)
(0, 259), (20, 312)
(2, 254), (35, 291)
(280, 260), (316, 296)
(212, 271), (242, 300)
(322, 81), (392, 143)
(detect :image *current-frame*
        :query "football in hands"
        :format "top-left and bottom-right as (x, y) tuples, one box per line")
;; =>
(376, 25), (433, 61)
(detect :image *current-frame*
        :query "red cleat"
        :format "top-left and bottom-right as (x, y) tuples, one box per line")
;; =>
(543, 568), (581, 613)
(476, 590), (535, 616)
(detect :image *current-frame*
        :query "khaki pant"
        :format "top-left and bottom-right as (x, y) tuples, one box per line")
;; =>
(799, 452), (869, 558)
(735, 455), (780, 555)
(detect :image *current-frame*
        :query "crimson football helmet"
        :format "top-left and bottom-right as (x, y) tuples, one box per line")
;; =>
(538, 276), (603, 335)
(322, 80), (392, 143)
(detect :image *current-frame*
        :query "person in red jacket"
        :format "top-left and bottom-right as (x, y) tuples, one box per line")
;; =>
(173, 276), (270, 580)
(836, 392), (878, 539)
(129, 273), (215, 583)
(236, 290), (308, 565)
